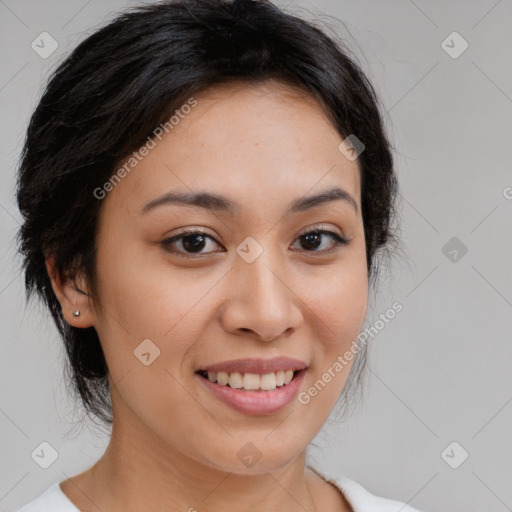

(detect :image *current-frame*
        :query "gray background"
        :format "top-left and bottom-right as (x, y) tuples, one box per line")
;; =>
(1, 1), (511, 511)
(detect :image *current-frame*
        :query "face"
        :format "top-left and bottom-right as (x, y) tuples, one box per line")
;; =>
(81, 80), (368, 473)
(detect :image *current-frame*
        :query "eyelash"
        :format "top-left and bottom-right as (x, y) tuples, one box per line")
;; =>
(160, 226), (350, 259)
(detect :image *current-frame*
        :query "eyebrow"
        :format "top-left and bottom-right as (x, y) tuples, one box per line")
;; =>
(140, 186), (358, 215)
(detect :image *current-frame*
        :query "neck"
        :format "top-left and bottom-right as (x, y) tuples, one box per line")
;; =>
(77, 407), (317, 512)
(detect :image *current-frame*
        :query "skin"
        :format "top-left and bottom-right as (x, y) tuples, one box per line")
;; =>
(47, 79), (368, 511)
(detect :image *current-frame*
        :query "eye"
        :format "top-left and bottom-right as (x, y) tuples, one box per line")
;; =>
(161, 228), (223, 258)
(291, 226), (350, 255)
(161, 225), (350, 258)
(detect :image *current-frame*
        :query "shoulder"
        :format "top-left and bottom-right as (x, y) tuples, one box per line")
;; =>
(15, 482), (79, 512)
(309, 466), (426, 512)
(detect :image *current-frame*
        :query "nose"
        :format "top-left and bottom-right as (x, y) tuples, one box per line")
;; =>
(219, 248), (303, 342)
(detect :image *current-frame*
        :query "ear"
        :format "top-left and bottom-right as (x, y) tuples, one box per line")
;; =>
(45, 255), (95, 328)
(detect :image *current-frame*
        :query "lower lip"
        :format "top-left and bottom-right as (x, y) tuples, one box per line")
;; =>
(196, 370), (306, 416)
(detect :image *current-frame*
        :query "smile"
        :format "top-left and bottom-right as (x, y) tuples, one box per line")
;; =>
(196, 368), (307, 415)
(197, 369), (296, 391)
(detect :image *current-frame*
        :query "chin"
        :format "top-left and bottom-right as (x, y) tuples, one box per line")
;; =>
(196, 436), (305, 475)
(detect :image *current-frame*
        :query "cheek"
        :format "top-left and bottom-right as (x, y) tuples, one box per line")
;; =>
(93, 240), (176, 333)
(92, 244), (216, 380)
(304, 263), (368, 348)
(298, 271), (367, 419)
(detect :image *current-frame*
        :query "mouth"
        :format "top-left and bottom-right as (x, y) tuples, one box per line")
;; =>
(195, 367), (307, 416)
(195, 368), (304, 392)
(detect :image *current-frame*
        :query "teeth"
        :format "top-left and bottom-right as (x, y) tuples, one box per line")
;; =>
(229, 372), (243, 389)
(243, 373), (261, 390)
(260, 373), (276, 390)
(204, 370), (298, 391)
(217, 371), (229, 386)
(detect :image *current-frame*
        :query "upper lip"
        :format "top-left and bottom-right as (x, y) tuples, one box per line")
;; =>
(197, 357), (308, 375)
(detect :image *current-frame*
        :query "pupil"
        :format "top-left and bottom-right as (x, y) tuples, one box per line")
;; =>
(183, 234), (206, 252)
(303, 233), (320, 250)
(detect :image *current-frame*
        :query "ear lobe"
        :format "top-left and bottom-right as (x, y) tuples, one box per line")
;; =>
(45, 255), (94, 327)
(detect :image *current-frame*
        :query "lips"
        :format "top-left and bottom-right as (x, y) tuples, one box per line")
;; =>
(196, 368), (307, 415)
(196, 356), (308, 375)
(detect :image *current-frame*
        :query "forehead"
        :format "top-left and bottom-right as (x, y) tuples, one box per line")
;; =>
(106, 80), (361, 217)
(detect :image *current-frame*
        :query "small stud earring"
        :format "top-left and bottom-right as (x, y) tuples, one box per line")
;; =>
(73, 310), (81, 318)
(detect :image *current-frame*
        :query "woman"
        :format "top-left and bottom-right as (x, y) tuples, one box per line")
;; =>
(15, 0), (424, 510)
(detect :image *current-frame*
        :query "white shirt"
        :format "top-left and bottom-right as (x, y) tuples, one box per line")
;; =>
(16, 466), (424, 512)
